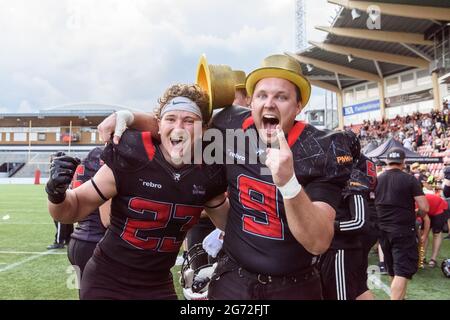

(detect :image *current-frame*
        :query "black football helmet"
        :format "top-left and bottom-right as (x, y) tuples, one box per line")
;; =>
(180, 243), (216, 300)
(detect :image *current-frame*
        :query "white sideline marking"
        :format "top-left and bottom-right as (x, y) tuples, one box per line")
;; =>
(0, 250), (58, 273)
(0, 250), (66, 255)
(0, 222), (53, 225)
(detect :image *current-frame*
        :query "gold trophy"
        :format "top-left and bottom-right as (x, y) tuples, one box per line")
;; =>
(196, 54), (236, 121)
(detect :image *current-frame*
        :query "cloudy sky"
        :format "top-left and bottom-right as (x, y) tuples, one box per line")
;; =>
(0, 0), (339, 113)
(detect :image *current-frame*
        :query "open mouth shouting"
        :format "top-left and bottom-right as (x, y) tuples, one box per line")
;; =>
(262, 114), (280, 136)
(166, 131), (192, 165)
(170, 135), (185, 147)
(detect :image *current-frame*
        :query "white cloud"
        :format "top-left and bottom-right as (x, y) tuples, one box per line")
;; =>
(0, 0), (337, 113)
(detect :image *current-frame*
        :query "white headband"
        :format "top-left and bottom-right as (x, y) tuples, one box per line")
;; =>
(160, 97), (203, 120)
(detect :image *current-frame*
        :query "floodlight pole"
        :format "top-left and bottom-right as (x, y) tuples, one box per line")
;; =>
(68, 120), (72, 155)
(28, 120), (32, 162)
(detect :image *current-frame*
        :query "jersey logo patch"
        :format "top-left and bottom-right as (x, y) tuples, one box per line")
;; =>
(140, 179), (162, 189)
(228, 150), (246, 162)
(336, 155), (353, 165)
(192, 184), (206, 196)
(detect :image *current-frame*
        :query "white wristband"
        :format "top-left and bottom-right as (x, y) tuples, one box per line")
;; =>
(277, 174), (302, 200)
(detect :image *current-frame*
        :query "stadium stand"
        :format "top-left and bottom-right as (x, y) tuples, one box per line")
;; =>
(350, 106), (450, 183)
(290, 1), (450, 131)
(0, 103), (139, 178)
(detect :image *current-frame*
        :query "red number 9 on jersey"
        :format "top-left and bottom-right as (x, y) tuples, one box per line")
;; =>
(238, 175), (284, 240)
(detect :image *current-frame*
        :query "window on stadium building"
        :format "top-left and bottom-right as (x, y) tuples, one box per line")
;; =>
(29, 133), (37, 142)
(367, 83), (378, 98)
(401, 73), (414, 90)
(416, 69), (431, 86)
(13, 132), (27, 142)
(344, 90), (354, 105)
(386, 77), (399, 94)
(355, 85), (367, 100)
(38, 133), (46, 141)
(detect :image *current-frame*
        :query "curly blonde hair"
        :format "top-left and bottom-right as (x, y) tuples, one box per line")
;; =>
(155, 84), (210, 124)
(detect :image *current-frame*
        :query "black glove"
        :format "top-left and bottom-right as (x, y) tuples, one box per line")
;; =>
(444, 166), (450, 180)
(45, 152), (80, 204)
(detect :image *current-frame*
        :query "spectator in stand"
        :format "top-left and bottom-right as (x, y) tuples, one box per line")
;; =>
(423, 175), (436, 195)
(360, 126), (367, 139)
(419, 165), (429, 187)
(403, 134), (413, 151)
(415, 125), (423, 148)
(443, 100), (449, 125)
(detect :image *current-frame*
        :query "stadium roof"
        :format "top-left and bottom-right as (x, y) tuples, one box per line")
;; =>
(290, 0), (450, 91)
(0, 102), (143, 126)
(0, 102), (142, 117)
(40, 102), (143, 113)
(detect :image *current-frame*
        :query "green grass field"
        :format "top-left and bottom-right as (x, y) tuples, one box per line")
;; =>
(0, 185), (449, 300)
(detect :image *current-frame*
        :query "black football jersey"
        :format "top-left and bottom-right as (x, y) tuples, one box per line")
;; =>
(71, 147), (107, 243)
(212, 105), (353, 275)
(332, 155), (377, 249)
(98, 130), (227, 273)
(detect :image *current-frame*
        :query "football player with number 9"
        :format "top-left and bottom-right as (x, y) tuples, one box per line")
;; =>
(98, 54), (355, 299)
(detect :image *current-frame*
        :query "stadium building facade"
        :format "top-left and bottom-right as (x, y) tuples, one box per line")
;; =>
(0, 103), (138, 178)
(292, 0), (450, 128)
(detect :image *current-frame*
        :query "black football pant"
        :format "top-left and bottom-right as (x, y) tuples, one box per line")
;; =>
(53, 220), (73, 244)
(80, 247), (177, 300)
(67, 238), (98, 275)
(319, 248), (369, 300)
(208, 252), (322, 300)
(67, 238), (98, 298)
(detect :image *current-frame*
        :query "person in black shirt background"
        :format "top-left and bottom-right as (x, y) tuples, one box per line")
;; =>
(67, 147), (110, 278)
(375, 147), (429, 300)
(47, 152), (73, 250)
(319, 141), (377, 300)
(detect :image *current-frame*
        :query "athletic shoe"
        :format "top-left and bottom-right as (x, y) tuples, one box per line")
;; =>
(46, 243), (65, 250)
